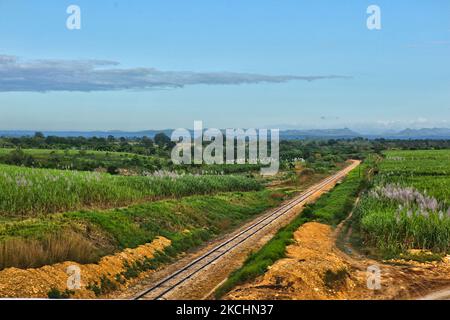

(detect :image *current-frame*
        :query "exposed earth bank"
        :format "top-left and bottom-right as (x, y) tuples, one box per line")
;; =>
(0, 237), (171, 298)
(224, 222), (450, 300)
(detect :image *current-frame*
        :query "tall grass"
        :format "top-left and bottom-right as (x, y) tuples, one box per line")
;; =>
(302, 167), (365, 225)
(0, 164), (261, 217)
(354, 150), (450, 256)
(0, 230), (99, 269)
(355, 185), (450, 255)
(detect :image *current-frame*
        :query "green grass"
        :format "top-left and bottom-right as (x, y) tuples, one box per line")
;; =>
(0, 164), (262, 217)
(215, 164), (364, 298)
(380, 149), (450, 176)
(355, 196), (450, 256)
(354, 150), (450, 257)
(0, 189), (284, 269)
(66, 191), (276, 249)
(301, 167), (366, 225)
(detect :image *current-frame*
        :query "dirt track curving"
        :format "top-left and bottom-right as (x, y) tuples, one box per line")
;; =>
(224, 222), (450, 300)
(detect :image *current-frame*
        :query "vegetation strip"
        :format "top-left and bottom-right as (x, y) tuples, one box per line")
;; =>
(0, 164), (262, 217)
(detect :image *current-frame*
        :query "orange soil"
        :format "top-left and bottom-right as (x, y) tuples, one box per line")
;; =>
(0, 236), (171, 298)
(225, 222), (450, 300)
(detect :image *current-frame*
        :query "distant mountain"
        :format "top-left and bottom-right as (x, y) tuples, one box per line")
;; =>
(0, 128), (362, 139)
(280, 128), (361, 139)
(0, 130), (173, 139)
(394, 128), (450, 139)
(279, 128), (450, 140)
(1, 127), (450, 140)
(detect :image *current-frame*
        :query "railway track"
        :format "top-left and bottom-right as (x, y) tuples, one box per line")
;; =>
(134, 161), (360, 300)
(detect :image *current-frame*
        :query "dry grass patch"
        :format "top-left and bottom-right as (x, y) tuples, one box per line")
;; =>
(0, 230), (100, 269)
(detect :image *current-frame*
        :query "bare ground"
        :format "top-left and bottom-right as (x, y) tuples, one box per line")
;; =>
(224, 221), (450, 300)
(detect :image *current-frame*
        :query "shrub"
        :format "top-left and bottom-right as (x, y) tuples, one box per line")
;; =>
(324, 268), (348, 289)
(47, 288), (75, 299)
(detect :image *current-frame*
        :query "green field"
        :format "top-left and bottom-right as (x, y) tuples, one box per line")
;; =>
(380, 150), (450, 176)
(0, 153), (283, 270)
(354, 150), (450, 256)
(0, 164), (262, 217)
(0, 144), (299, 271)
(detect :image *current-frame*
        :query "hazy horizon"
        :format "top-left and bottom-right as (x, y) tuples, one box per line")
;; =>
(2, 125), (450, 136)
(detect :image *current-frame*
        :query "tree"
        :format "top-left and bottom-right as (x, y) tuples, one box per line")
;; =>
(107, 165), (119, 175)
(5, 148), (34, 166)
(141, 136), (154, 148)
(34, 132), (45, 139)
(154, 133), (174, 149)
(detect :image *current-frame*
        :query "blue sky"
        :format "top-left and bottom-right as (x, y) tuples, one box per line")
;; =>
(0, 0), (449, 132)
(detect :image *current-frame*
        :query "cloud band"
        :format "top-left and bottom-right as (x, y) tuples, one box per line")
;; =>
(0, 54), (351, 92)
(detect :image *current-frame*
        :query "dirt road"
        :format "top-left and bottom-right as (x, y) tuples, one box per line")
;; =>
(126, 161), (360, 300)
(224, 219), (450, 300)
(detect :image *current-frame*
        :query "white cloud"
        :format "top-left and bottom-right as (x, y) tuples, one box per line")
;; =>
(0, 54), (352, 92)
